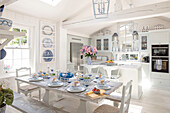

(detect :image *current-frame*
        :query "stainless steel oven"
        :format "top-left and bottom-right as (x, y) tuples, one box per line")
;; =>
(152, 45), (169, 56)
(151, 44), (169, 73)
(152, 57), (169, 73)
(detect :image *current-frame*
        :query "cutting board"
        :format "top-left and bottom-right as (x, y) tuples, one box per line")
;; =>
(85, 90), (109, 100)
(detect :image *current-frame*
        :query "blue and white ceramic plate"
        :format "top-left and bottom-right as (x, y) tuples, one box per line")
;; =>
(96, 84), (111, 90)
(42, 25), (53, 35)
(0, 49), (6, 60)
(48, 81), (63, 87)
(42, 38), (53, 48)
(43, 50), (53, 62)
(0, 17), (13, 30)
(67, 86), (86, 93)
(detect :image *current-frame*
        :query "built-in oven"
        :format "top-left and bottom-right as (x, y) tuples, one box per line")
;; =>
(152, 57), (169, 73)
(152, 45), (169, 56)
(151, 44), (169, 73)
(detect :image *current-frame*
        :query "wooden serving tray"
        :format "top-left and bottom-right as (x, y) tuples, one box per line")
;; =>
(85, 90), (109, 100)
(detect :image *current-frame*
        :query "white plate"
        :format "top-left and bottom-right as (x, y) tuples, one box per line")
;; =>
(48, 81), (63, 87)
(67, 86), (86, 93)
(28, 77), (43, 82)
(96, 84), (111, 90)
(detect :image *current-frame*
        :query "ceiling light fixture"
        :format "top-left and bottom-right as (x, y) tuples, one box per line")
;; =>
(92, 0), (110, 19)
(40, 0), (62, 6)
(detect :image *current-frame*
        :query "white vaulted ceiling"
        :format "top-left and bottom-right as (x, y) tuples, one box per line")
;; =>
(5, 0), (170, 36)
(5, 0), (91, 21)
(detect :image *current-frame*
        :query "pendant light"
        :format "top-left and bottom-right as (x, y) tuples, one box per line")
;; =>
(92, 0), (110, 19)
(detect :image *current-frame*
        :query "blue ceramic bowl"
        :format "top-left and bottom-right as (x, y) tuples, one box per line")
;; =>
(93, 91), (100, 94)
(0, 17), (12, 30)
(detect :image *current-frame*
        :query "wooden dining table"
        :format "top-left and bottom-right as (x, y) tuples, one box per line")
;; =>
(15, 76), (123, 113)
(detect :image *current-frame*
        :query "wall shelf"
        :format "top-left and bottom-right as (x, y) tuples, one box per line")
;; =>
(0, 29), (26, 50)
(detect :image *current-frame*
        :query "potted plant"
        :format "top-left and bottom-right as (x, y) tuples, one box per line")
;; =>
(0, 85), (14, 113)
(80, 45), (97, 65)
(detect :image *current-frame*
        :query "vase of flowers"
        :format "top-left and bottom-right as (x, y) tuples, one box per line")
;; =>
(80, 45), (97, 65)
(0, 84), (14, 113)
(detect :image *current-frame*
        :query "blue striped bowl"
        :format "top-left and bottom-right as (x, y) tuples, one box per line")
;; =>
(0, 17), (13, 30)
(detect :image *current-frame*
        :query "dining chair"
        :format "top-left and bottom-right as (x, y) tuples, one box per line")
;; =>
(110, 69), (121, 81)
(97, 67), (108, 78)
(94, 80), (132, 113)
(16, 67), (41, 101)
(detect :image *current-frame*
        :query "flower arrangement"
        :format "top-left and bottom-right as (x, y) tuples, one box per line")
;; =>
(0, 81), (14, 112)
(80, 45), (97, 58)
(3, 64), (11, 73)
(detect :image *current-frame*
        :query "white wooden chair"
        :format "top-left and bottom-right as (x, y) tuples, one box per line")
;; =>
(16, 67), (41, 101)
(97, 67), (108, 78)
(110, 69), (121, 80)
(94, 80), (132, 113)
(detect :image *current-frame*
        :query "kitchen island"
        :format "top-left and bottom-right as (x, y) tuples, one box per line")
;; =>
(81, 63), (142, 99)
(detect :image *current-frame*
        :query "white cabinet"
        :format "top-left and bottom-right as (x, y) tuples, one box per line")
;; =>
(149, 30), (170, 44)
(95, 35), (112, 52)
(151, 73), (170, 87)
(151, 78), (170, 87)
(139, 32), (149, 52)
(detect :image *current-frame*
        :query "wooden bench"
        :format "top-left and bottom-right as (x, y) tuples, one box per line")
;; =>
(11, 92), (68, 113)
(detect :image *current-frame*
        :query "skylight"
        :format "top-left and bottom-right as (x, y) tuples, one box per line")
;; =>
(40, 0), (62, 6)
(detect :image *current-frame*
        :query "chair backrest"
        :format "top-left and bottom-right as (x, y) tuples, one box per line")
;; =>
(119, 80), (132, 113)
(97, 67), (108, 77)
(16, 67), (31, 93)
(111, 68), (120, 79)
(16, 67), (31, 77)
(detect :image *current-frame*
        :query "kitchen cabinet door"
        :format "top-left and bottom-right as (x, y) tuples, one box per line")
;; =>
(103, 38), (109, 51)
(139, 33), (149, 52)
(96, 39), (102, 51)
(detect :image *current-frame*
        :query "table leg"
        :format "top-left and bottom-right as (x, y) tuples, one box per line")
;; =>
(77, 99), (87, 113)
(43, 89), (50, 105)
(77, 99), (93, 113)
(43, 89), (64, 105)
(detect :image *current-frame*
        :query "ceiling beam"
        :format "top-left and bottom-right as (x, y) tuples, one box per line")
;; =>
(0, 0), (17, 6)
(63, 1), (170, 29)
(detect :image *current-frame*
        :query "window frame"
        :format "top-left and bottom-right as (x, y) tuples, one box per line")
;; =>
(3, 25), (32, 73)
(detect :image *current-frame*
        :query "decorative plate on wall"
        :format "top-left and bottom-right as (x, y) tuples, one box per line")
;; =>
(42, 38), (53, 48)
(0, 49), (6, 60)
(42, 25), (53, 35)
(43, 50), (53, 62)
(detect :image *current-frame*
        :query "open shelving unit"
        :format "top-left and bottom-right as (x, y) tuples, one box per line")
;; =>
(0, 29), (25, 50)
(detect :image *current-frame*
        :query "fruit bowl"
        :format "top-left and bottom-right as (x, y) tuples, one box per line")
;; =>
(92, 87), (100, 94)
(106, 63), (114, 66)
(0, 17), (13, 30)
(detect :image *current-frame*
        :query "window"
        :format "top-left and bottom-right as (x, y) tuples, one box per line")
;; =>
(3, 26), (31, 72)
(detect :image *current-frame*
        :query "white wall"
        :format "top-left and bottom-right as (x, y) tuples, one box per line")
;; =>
(0, 9), (68, 74)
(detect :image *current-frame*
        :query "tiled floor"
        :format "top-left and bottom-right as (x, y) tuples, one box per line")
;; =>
(6, 87), (170, 113)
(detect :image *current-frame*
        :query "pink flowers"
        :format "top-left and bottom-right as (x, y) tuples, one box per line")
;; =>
(80, 45), (97, 57)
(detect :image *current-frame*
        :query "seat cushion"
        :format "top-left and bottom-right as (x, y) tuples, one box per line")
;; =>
(94, 104), (120, 113)
(20, 85), (40, 91)
(106, 92), (122, 102)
